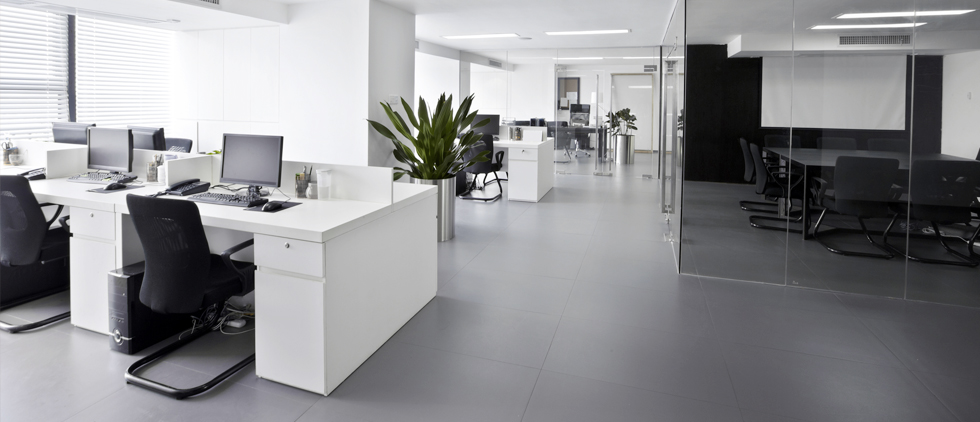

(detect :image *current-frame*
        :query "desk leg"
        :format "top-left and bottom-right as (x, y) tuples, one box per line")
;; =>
(802, 164), (813, 240)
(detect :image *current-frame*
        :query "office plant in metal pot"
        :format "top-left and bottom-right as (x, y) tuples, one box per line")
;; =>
(606, 108), (638, 164)
(368, 93), (490, 241)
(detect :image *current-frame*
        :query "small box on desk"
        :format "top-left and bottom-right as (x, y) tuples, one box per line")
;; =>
(108, 262), (187, 354)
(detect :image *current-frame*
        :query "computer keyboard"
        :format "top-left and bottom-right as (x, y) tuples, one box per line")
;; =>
(67, 172), (136, 184)
(188, 192), (268, 208)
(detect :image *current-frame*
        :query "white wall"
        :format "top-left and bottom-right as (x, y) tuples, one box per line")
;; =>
(414, 51), (460, 111)
(470, 64), (508, 117)
(508, 64), (554, 120)
(942, 50), (980, 159)
(367, 0), (415, 167)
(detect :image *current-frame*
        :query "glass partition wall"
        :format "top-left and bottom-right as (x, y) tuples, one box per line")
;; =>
(661, 0), (685, 269)
(682, 0), (980, 307)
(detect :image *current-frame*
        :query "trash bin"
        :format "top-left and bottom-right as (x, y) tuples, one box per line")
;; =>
(615, 135), (635, 164)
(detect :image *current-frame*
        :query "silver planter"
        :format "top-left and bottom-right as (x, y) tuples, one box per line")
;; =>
(615, 135), (635, 164)
(412, 177), (455, 242)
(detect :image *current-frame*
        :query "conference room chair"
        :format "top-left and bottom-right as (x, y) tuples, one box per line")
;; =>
(124, 194), (256, 399)
(51, 122), (94, 145)
(868, 138), (910, 153)
(816, 137), (857, 150)
(457, 134), (503, 202)
(747, 143), (804, 233)
(763, 134), (801, 148)
(883, 160), (980, 267)
(165, 137), (194, 153)
(811, 156), (899, 259)
(0, 175), (71, 333)
(738, 138), (778, 214)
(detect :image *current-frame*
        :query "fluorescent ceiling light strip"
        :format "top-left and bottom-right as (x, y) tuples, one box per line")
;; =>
(545, 29), (630, 36)
(442, 33), (519, 40)
(623, 56), (657, 59)
(811, 23), (926, 29)
(628, 86), (653, 89)
(555, 57), (603, 60)
(836, 10), (974, 19)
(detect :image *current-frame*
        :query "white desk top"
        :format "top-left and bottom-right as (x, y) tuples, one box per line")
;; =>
(29, 178), (436, 243)
(495, 138), (553, 148)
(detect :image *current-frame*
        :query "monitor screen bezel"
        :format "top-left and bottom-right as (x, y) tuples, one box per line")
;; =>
(129, 126), (166, 151)
(219, 133), (284, 188)
(86, 127), (133, 173)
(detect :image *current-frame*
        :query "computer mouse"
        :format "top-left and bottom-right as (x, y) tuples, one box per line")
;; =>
(104, 182), (126, 191)
(261, 201), (282, 212)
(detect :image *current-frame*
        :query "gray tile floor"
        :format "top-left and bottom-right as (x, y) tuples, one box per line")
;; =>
(2, 159), (979, 421)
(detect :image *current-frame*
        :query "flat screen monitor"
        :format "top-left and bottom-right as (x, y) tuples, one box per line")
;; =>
(129, 126), (166, 150)
(472, 114), (499, 136)
(52, 122), (95, 145)
(87, 128), (133, 172)
(569, 104), (590, 114)
(220, 134), (284, 188)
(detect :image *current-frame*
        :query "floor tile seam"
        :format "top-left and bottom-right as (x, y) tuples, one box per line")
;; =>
(52, 383), (125, 422)
(696, 276), (746, 411)
(907, 369), (970, 422)
(737, 407), (817, 422)
(714, 336), (908, 371)
(434, 293), (568, 318)
(0, 326), (72, 356)
(573, 277), (708, 300)
(386, 337), (549, 371)
(696, 275), (859, 318)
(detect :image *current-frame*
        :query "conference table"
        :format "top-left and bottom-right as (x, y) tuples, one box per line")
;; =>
(763, 147), (974, 239)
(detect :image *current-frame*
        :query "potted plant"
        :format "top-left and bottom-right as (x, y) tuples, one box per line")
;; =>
(606, 108), (638, 164)
(368, 93), (490, 241)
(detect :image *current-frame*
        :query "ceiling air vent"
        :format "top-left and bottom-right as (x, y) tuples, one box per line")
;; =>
(839, 34), (910, 46)
(643, 65), (657, 72)
(488, 59), (503, 68)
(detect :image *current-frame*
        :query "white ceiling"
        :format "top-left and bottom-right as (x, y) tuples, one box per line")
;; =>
(3, 0), (284, 31)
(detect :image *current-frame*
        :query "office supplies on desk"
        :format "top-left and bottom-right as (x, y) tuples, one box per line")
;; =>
(104, 182), (126, 191)
(316, 169), (332, 199)
(261, 201), (282, 212)
(189, 192), (268, 208)
(18, 167), (45, 180)
(242, 201), (300, 213)
(165, 179), (210, 196)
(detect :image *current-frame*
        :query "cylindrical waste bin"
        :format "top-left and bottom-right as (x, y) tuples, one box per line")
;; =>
(615, 135), (635, 164)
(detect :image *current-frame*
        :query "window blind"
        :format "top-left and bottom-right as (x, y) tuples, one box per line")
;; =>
(75, 16), (173, 128)
(0, 6), (69, 141)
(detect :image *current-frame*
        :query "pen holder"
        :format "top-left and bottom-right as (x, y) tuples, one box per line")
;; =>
(146, 162), (158, 183)
(295, 174), (309, 198)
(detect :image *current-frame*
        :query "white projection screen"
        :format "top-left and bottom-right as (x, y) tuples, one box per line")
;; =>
(761, 55), (906, 130)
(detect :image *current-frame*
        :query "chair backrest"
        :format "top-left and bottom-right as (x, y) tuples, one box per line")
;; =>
(52, 122), (94, 145)
(739, 138), (754, 183)
(817, 137), (857, 150)
(867, 138), (910, 153)
(764, 134), (801, 148)
(462, 134), (494, 175)
(126, 194), (212, 314)
(908, 160), (980, 224)
(832, 156), (899, 217)
(0, 176), (47, 266)
(749, 143), (769, 195)
(165, 137), (194, 153)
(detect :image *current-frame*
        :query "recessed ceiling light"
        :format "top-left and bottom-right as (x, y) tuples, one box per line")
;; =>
(442, 33), (520, 40)
(811, 23), (926, 29)
(836, 10), (974, 19)
(545, 29), (631, 36)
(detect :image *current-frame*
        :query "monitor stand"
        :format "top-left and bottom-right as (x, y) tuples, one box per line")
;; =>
(247, 186), (269, 197)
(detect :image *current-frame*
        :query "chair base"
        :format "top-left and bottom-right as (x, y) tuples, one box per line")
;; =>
(739, 200), (779, 214)
(458, 172), (503, 202)
(882, 216), (980, 267)
(0, 311), (70, 333)
(812, 209), (894, 259)
(125, 325), (255, 400)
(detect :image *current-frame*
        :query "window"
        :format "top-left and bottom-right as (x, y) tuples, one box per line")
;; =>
(0, 6), (69, 141)
(75, 17), (173, 128)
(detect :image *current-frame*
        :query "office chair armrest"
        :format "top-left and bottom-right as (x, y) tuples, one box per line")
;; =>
(221, 239), (255, 290)
(57, 215), (71, 233)
(39, 203), (65, 229)
(810, 177), (830, 205)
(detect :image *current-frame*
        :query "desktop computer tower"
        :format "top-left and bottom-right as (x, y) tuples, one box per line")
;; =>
(108, 262), (188, 354)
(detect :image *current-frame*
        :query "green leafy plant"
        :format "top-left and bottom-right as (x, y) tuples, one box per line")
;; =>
(368, 93), (490, 181)
(605, 108), (638, 137)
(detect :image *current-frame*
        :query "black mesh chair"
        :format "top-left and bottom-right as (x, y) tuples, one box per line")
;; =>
(868, 138), (910, 153)
(883, 160), (980, 266)
(0, 176), (71, 333)
(458, 134), (503, 202)
(738, 138), (778, 214)
(811, 157), (899, 259)
(764, 134), (801, 148)
(52, 122), (94, 145)
(747, 143), (805, 233)
(124, 194), (256, 399)
(817, 137), (857, 150)
(165, 138), (194, 153)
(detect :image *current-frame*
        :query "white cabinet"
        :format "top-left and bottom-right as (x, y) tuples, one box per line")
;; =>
(254, 234), (325, 278)
(255, 270), (326, 394)
(502, 138), (554, 202)
(69, 237), (115, 334)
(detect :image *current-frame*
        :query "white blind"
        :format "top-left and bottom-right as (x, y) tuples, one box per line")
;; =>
(0, 6), (69, 141)
(75, 17), (173, 128)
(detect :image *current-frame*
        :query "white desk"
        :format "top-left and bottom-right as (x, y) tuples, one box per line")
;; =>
(28, 175), (437, 396)
(495, 138), (555, 202)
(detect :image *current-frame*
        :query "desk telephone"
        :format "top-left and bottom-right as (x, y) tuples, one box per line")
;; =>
(18, 167), (46, 180)
(166, 179), (210, 196)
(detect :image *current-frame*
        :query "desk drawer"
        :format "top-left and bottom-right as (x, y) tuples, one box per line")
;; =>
(255, 234), (324, 278)
(509, 147), (538, 161)
(71, 208), (114, 241)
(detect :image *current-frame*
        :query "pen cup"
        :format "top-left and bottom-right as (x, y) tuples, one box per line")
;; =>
(295, 174), (308, 198)
(146, 162), (158, 183)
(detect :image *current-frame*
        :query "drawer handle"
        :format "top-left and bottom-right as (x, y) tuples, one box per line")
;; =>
(90, 213), (95, 218)
(284, 242), (290, 249)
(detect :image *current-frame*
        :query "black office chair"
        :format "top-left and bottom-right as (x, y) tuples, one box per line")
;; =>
(738, 138), (778, 214)
(0, 175), (71, 333)
(52, 122), (94, 145)
(747, 143), (805, 233)
(124, 194), (256, 399)
(883, 160), (980, 266)
(165, 137), (194, 153)
(811, 157), (899, 259)
(458, 134), (503, 202)
(764, 134), (801, 148)
(817, 137), (857, 150)
(868, 138), (910, 153)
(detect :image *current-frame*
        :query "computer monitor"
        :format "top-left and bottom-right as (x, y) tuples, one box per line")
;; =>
(569, 104), (590, 114)
(52, 122), (95, 145)
(129, 126), (166, 151)
(87, 128), (133, 173)
(472, 114), (499, 136)
(220, 134), (284, 193)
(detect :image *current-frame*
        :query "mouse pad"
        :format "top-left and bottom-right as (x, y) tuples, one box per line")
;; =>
(243, 201), (301, 213)
(87, 185), (144, 194)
